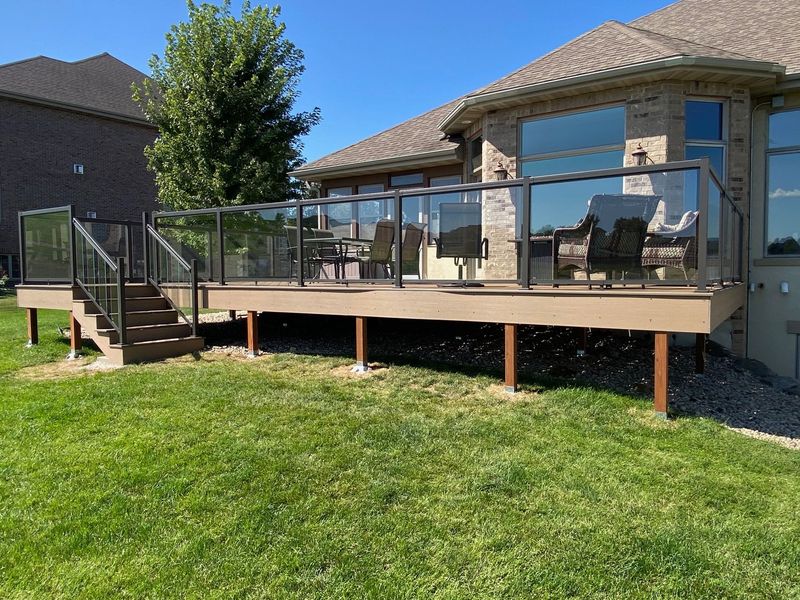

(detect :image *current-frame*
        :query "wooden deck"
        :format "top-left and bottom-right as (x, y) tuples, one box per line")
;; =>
(16, 282), (746, 417)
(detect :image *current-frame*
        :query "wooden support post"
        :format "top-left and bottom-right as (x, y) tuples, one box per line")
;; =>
(355, 316), (368, 372)
(504, 323), (518, 393)
(695, 333), (706, 374)
(246, 311), (259, 357)
(25, 308), (38, 346)
(69, 312), (82, 359)
(654, 332), (668, 418)
(229, 310), (237, 321)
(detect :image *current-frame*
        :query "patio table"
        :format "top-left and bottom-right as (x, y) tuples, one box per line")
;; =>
(303, 236), (373, 280)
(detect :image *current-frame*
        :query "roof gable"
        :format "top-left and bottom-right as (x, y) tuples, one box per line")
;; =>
(0, 53), (151, 123)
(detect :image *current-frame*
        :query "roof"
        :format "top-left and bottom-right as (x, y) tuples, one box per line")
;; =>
(293, 98), (464, 178)
(632, 0), (800, 76)
(476, 20), (756, 96)
(0, 53), (151, 124)
(293, 0), (797, 179)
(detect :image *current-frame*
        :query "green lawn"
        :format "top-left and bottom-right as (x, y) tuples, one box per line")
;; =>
(0, 292), (798, 598)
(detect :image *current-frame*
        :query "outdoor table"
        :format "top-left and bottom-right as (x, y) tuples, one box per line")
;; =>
(303, 236), (373, 280)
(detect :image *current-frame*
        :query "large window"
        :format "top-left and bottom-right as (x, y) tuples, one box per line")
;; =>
(519, 105), (625, 176)
(685, 99), (726, 178)
(766, 109), (800, 255)
(519, 106), (625, 234)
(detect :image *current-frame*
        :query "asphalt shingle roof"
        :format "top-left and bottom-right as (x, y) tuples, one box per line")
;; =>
(292, 0), (800, 177)
(0, 53), (150, 123)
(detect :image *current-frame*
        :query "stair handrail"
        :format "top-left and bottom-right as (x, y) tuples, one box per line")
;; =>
(145, 224), (199, 337)
(72, 218), (127, 344)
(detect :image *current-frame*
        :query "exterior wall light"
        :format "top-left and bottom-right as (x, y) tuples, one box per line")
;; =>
(493, 161), (509, 180)
(631, 144), (650, 166)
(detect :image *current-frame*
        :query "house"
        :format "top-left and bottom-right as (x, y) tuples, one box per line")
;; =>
(289, 0), (800, 380)
(0, 53), (157, 280)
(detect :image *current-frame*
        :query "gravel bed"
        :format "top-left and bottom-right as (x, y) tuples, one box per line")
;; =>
(199, 312), (800, 450)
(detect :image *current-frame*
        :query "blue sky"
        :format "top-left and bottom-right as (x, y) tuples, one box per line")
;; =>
(0, 0), (672, 163)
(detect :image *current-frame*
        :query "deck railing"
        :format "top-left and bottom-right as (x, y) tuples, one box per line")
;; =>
(145, 222), (198, 336)
(150, 158), (742, 291)
(73, 218), (127, 344)
(18, 159), (743, 294)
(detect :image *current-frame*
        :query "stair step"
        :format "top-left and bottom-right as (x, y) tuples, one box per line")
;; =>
(125, 296), (169, 311)
(109, 336), (205, 364)
(96, 322), (192, 344)
(125, 309), (180, 326)
(125, 284), (159, 298)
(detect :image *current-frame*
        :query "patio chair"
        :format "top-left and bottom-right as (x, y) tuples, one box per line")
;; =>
(642, 210), (698, 279)
(355, 219), (395, 278)
(284, 225), (319, 280)
(307, 227), (342, 279)
(433, 202), (488, 284)
(401, 222), (425, 278)
(553, 193), (661, 281)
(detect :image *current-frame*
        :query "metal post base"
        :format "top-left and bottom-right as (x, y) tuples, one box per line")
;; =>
(351, 362), (369, 374)
(504, 385), (517, 394)
(67, 350), (81, 360)
(653, 410), (668, 420)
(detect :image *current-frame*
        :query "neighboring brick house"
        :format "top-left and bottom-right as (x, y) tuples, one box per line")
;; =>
(0, 53), (157, 279)
(291, 0), (800, 379)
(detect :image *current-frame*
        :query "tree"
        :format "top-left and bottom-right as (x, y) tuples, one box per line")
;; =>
(134, 0), (320, 210)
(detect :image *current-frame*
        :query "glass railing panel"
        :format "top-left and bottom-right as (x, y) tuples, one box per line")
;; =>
(298, 198), (391, 282)
(22, 209), (72, 282)
(154, 214), (218, 281)
(221, 207), (296, 281)
(403, 185), (522, 284)
(531, 169), (699, 284)
(706, 176), (722, 283)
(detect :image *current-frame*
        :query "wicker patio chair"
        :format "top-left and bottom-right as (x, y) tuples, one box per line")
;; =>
(553, 193), (661, 281)
(642, 210), (698, 279)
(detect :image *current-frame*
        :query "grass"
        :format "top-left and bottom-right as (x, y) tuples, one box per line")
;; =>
(0, 292), (799, 598)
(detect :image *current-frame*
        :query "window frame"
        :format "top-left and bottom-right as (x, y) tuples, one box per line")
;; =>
(517, 104), (626, 175)
(765, 107), (800, 256)
(684, 97), (728, 180)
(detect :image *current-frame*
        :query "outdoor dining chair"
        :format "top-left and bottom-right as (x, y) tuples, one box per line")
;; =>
(356, 219), (394, 278)
(401, 222), (425, 278)
(433, 202), (488, 284)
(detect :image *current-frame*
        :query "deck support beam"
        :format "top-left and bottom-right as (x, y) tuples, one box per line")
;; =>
(355, 316), (368, 372)
(246, 311), (259, 357)
(654, 332), (668, 418)
(68, 312), (82, 359)
(229, 310), (238, 321)
(504, 323), (518, 393)
(26, 308), (38, 346)
(695, 333), (706, 374)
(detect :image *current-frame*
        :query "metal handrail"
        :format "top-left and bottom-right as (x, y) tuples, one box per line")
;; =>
(145, 224), (199, 336)
(72, 218), (127, 343)
(73, 219), (119, 270)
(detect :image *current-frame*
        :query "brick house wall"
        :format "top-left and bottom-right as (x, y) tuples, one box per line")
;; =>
(0, 97), (157, 261)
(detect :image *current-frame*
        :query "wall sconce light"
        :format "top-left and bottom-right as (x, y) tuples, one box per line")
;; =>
(631, 144), (650, 166)
(493, 161), (509, 180)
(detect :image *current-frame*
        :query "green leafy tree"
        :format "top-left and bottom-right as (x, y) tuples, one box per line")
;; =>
(134, 0), (320, 210)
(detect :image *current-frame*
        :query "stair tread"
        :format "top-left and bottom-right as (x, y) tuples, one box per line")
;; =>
(109, 336), (203, 349)
(126, 308), (178, 315)
(96, 322), (188, 334)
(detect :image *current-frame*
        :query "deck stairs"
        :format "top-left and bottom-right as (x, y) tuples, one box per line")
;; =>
(72, 283), (204, 365)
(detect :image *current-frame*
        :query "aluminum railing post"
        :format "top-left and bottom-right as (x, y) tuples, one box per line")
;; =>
(142, 213), (150, 283)
(696, 159), (709, 292)
(125, 222), (133, 281)
(296, 199), (304, 287)
(191, 258), (199, 337)
(117, 257), (127, 345)
(216, 210), (226, 285)
(520, 178), (532, 289)
(394, 190), (403, 288)
(17, 211), (26, 284)
(68, 205), (77, 284)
